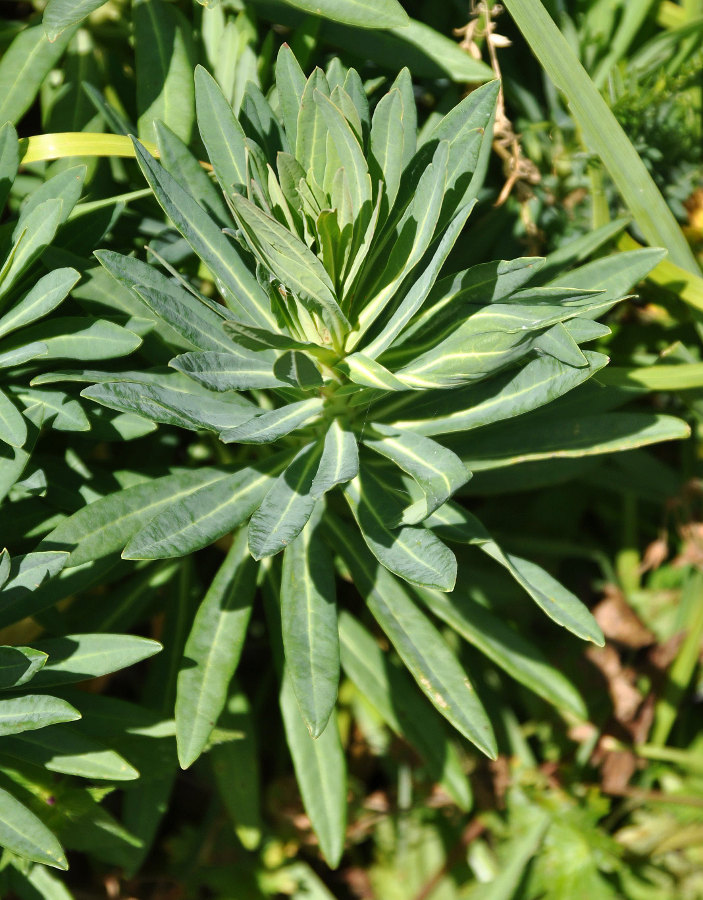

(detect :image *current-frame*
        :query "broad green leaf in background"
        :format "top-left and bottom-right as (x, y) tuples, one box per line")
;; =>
(134, 0), (196, 144)
(279, 0), (408, 28)
(0, 25), (75, 125)
(27, 635), (162, 687)
(43, 0), (107, 41)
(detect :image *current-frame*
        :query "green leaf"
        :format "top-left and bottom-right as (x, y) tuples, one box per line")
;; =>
(95, 250), (233, 352)
(279, 672), (346, 867)
(170, 349), (286, 391)
(273, 350), (324, 389)
(363, 425), (470, 524)
(415, 585), (587, 717)
(176, 530), (257, 767)
(220, 397), (323, 444)
(131, 138), (276, 329)
(479, 812), (551, 900)
(0, 24), (74, 125)
(428, 504), (604, 644)
(0, 122), (19, 213)
(3, 727), (139, 781)
(43, 0), (106, 39)
(0, 695), (80, 736)
(311, 419), (359, 495)
(17, 165), (86, 229)
(123, 459), (285, 559)
(0, 784), (67, 869)
(344, 467), (457, 591)
(450, 412), (691, 470)
(155, 119), (228, 224)
(0, 268), (80, 340)
(296, 68), (331, 188)
(229, 191), (349, 345)
(280, 0), (408, 27)
(0, 388), (27, 448)
(27, 635), (162, 687)
(281, 515), (339, 737)
(223, 320), (319, 354)
(314, 88), (371, 217)
(369, 89), (404, 209)
(275, 44), (306, 150)
(380, 352), (609, 437)
(210, 687), (263, 850)
(2, 318), (141, 361)
(328, 517), (496, 757)
(552, 248), (667, 301)
(0, 552), (68, 630)
(338, 612), (471, 810)
(248, 443), (324, 558)
(501, 0), (701, 275)
(336, 352), (410, 391)
(134, 0), (195, 144)
(0, 200), (64, 302)
(41, 467), (231, 566)
(195, 64), (248, 193)
(0, 647), (47, 690)
(81, 378), (255, 434)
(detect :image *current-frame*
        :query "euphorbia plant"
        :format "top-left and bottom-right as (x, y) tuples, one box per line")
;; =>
(39, 48), (688, 865)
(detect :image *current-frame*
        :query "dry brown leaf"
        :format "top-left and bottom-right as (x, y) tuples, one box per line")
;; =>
(593, 585), (655, 648)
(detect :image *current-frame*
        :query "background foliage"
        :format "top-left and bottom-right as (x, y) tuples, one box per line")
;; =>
(0, 0), (701, 897)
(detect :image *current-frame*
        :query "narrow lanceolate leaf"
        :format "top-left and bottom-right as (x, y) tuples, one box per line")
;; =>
(327, 517), (496, 757)
(281, 0), (408, 28)
(5, 728), (139, 781)
(451, 412), (691, 470)
(223, 321), (320, 354)
(428, 504), (604, 644)
(4, 318), (141, 361)
(279, 673), (346, 867)
(281, 516), (339, 737)
(344, 469), (457, 591)
(124, 458), (287, 559)
(314, 89), (371, 216)
(171, 350), (286, 391)
(370, 89), (405, 209)
(131, 139), (275, 329)
(363, 425), (470, 524)
(273, 351), (324, 389)
(220, 398), (323, 444)
(0, 785), (67, 870)
(134, 0), (195, 144)
(28, 634), (162, 687)
(248, 443), (323, 559)
(0, 695), (80, 737)
(338, 612), (472, 810)
(229, 192), (349, 344)
(383, 352), (609, 437)
(311, 419), (359, 496)
(297, 69), (331, 187)
(176, 530), (257, 767)
(0, 122), (19, 213)
(0, 647), (47, 690)
(41, 468), (231, 567)
(0, 268), (80, 339)
(82, 379), (255, 434)
(195, 65), (248, 191)
(275, 45), (306, 149)
(414, 585), (587, 718)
